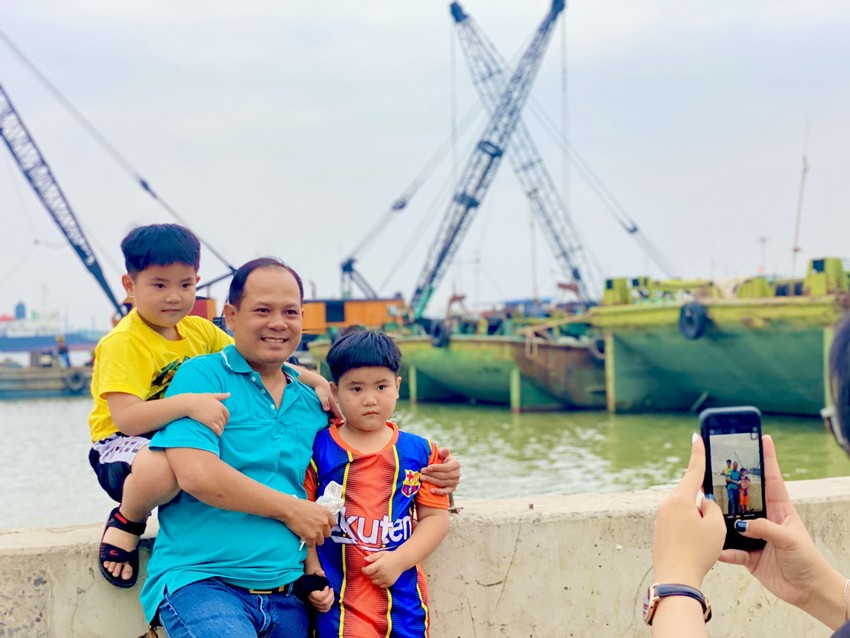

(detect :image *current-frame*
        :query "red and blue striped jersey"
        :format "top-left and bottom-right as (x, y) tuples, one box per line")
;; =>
(305, 421), (449, 637)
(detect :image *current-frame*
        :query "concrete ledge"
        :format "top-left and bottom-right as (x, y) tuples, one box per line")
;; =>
(4, 478), (850, 637)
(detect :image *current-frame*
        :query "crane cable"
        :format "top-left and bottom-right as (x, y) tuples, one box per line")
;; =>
(526, 96), (677, 278)
(346, 91), (486, 272)
(378, 152), (463, 294)
(0, 28), (237, 276)
(2, 148), (38, 238)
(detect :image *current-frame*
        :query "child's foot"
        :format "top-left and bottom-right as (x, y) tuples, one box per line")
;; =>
(98, 507), (146, 588)
(102, 525), (138, 581)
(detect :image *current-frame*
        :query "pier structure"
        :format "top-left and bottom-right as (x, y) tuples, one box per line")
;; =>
(4, 478), (850, 636)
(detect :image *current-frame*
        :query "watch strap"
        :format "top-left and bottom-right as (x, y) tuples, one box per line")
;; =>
(643, 583), (712, 625)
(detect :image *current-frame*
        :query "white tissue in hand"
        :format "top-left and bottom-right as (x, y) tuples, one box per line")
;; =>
(316, 481), (344, 514)
(299, 481), (344, 549)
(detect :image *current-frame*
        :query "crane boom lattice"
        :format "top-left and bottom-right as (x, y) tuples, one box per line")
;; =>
(451, 1), (599, 302)
(410, 0), (566, 319)
(0, 84), (124, 315)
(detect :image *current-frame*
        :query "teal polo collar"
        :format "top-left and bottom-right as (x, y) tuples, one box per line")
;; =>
(218, 344), (300, 380)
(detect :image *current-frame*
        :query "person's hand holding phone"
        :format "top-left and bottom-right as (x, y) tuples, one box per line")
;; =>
(719, 435), (849, 630)
(653, 434), (726, 588)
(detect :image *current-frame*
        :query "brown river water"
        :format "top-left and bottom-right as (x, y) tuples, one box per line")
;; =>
(2, 397), (847, 530)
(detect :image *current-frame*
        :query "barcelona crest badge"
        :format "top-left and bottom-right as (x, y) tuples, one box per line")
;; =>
(401, 469), (421, 498)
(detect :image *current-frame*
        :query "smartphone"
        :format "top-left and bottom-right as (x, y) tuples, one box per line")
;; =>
(700, 406), (766, 551)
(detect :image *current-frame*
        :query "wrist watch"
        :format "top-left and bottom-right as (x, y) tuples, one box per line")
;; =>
(642, 583), (712, 626)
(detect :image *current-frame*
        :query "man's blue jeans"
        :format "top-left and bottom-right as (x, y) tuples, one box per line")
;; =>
(726, 487), (739, 517)
(158, 577), (308, 638)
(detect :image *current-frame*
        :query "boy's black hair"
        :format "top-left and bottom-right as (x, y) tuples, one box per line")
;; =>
(326, 330), (401, 383)
(227, 257), (304, 306)
(121, 224), (201, 276)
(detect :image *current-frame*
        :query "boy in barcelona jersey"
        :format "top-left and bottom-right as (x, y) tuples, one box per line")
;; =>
(305, 330), (450, 638)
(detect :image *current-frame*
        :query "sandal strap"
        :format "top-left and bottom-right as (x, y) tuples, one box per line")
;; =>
(106, 507), (146, 536)
(99, 542), (136, 564)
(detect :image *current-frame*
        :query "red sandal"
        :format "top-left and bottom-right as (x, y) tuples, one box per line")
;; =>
(99, 506), (146, 588)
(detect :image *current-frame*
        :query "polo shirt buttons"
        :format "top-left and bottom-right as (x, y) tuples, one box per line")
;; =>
(270, 404), (275, 410)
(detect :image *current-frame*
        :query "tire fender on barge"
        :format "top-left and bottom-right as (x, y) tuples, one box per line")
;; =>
(431, 322), (450, 348)
(678, 301), (708, 340)
(64, 370), (87, 393)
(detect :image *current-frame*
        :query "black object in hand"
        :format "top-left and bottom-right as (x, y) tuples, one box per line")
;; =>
(293, 574), (331, 602)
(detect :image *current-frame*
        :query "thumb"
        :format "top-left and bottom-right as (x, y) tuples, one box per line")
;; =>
(736, 516), (795, 549)
(211, 392), (231, 401)
(438, 446), (451, 462)
(698, 493), (722, 519)
(363, 553), (379, 564)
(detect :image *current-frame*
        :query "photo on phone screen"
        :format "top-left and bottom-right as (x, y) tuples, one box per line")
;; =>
(700, 406), (766, 550)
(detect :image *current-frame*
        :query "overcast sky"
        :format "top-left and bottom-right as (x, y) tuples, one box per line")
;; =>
(1, 1), (848, 329)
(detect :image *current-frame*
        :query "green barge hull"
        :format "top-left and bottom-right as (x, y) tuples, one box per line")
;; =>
(309, 334), (606, 412)
(0, 364), (92, 400)
(593, 297), (843, 416)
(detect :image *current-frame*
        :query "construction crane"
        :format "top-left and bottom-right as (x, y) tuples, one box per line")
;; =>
(340, 185), (418, 299)
(409, 0), (566, 319)
(450, 1), (599, 303)
(0, 83), (125, 316)
(340, 256), (379, 299)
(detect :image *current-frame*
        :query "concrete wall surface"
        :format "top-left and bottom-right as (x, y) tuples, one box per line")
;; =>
(3, 477), (850, 637)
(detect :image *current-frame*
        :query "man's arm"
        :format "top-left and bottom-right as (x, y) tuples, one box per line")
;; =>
(165, 447), (335, 546)
(361, 505), (450, 588)
(289, 364), (341, 419)
(107, 391), (230, 437)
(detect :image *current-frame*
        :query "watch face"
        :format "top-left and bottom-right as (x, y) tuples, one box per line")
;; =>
(642, 585), (657, 624)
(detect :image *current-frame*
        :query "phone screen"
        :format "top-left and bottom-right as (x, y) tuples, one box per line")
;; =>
(700, 406), (766, 550)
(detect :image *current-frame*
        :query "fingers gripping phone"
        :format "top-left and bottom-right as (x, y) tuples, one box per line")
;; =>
(700, 406), (767, 551)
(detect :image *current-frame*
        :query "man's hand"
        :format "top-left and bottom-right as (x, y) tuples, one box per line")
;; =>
(420, 447), (460, 495)
(278, 499), (335, 546)
(314, 380), (342, 420)
(186, 392), (231, 436)
(291, 365), (342, 420)
(362, 550), (406, 588)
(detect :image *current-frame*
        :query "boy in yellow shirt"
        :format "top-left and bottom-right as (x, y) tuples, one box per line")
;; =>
(88, 224), (333, 587)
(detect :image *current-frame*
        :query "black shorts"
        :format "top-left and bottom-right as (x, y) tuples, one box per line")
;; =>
(89, 434), (151, 503)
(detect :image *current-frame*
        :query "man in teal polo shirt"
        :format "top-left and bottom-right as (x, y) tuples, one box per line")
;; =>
(140, 258), (460, 637)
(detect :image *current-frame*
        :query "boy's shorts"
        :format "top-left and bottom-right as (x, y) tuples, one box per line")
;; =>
(89, 434), (151, 502)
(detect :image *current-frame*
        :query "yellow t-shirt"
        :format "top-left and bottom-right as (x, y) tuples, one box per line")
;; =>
(88, 309), (233, 442)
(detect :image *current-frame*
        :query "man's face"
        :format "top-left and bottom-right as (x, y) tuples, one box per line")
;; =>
(733, 462), (738, 470)
(223, 267), (303, 373)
